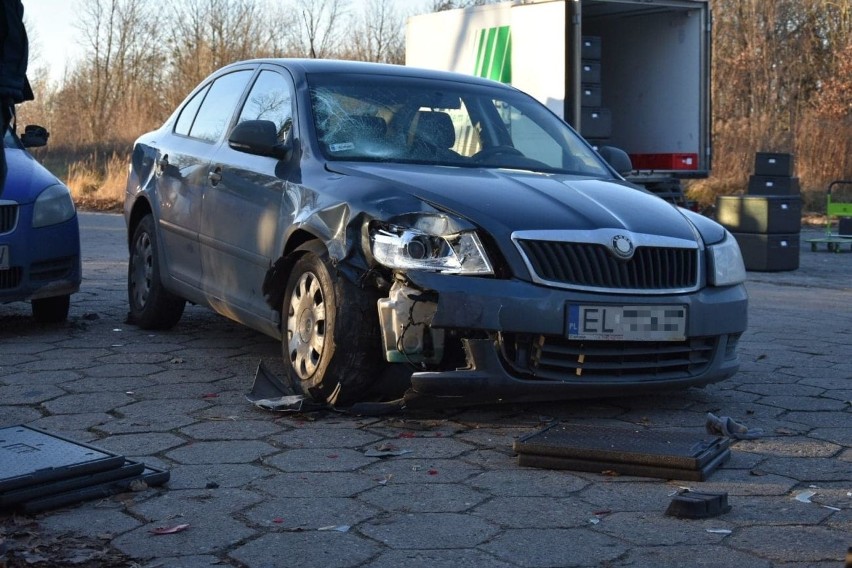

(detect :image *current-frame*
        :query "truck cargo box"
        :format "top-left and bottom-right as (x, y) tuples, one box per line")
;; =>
(406, 0), (711, 177)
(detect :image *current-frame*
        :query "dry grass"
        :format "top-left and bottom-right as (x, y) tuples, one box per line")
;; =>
(66, 152), (128, 212)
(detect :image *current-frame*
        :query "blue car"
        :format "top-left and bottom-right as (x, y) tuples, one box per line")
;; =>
(0, 126), (81, 322)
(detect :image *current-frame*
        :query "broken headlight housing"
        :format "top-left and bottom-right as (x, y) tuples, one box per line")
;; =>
(370, 221), (494, 275)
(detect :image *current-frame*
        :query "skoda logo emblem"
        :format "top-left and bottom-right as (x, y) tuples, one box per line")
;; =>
(612, 235), (634, 259)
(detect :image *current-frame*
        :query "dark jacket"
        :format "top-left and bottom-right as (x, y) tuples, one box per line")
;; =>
(0, 0), (33, 103)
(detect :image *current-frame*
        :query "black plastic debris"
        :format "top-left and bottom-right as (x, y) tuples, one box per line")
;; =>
(665, 489), (732, 519)
(513, 422), (731, 481)
(0, 425), (168, 514)
(246, 360), (326, 412)
(247, 360), (407, 415)
(705, 412), (764, 439)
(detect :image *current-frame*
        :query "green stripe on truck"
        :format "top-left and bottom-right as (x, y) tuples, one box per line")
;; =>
(474, 26), (512, 84)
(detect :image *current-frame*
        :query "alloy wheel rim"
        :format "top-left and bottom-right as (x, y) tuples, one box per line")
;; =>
(286, 271), (327, 380)
(131, 232), (153, 309)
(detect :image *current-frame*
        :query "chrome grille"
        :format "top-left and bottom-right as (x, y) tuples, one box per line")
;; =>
(517, 239), (698, 291)
(0, 204), (18, 234)
(503, 333), (717, 381)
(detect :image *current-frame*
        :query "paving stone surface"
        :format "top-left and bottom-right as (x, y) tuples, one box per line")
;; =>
(0, 215), (849, 567)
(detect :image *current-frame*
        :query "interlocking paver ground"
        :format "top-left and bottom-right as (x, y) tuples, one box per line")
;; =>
(1, 214), (850, 567)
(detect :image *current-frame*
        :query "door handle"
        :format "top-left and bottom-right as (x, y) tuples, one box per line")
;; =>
(208, 166), (222, 186)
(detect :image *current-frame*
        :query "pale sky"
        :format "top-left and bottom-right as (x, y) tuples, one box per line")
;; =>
(23, 0), (435, 84)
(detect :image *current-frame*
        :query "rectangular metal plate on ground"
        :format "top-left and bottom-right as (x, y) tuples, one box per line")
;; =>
(0, 425), (127, 493)
(18, 466), (170, 515)
(513, 422), (731, 481)
(0, 459), (146, 509)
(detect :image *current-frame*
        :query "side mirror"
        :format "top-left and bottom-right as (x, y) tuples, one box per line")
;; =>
(21, 124), (49, 148)
(597, 145), (633, 176)
(228, 119), (291, 160)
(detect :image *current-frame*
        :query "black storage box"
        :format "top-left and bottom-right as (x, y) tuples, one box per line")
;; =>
(581, 60), (601, 84)
(754, 152), (794, 177)
(748, 175), (800, 196)
(580, 107), (612, 139)
(716, 196), (801, 234)
(732, 232), (799, 271)
(838, 217), (852, 236)
(581, 36), (602, 60)
(580, 83), (602, 107)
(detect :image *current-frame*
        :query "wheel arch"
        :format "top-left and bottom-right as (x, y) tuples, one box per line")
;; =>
(127, 197), (154, 250)
(263, 229), (327, 313)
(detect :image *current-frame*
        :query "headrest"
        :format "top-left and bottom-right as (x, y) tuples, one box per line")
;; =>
(413, 111), (456, 149)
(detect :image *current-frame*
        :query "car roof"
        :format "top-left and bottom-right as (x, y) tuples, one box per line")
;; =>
(219, 58), (512, 89)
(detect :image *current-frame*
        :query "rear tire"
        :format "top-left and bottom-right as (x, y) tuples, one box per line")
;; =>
(32, 294), (70, 323)
(282, 248), (382, 406)
(128, 214), (186, 329)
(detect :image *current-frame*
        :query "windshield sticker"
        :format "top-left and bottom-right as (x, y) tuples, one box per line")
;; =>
(329, 142), (355, 152)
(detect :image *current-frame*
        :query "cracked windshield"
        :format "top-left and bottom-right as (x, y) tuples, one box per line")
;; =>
(309, 73), (611, 176)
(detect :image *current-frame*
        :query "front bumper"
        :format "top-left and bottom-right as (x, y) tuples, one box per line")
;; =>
(0, 214), (82, 304)
(402, 271), (747, 404)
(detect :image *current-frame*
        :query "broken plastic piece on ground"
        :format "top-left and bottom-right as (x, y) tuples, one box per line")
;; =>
(317, 525), (350, 532)
(705, 528), (732, 535)
(151, 523), (190, 535)
(705, 412), (764, 439)
(794, 489), (817, 503)
(246, 360), (325, 412)
(347, 398), (406, 416)
(665, 489), (731, 519)
(364, 446), (413, 457)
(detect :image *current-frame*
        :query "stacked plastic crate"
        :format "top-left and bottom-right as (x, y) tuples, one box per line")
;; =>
(715, 153), (801, 271)
(578, 36), (610, 149)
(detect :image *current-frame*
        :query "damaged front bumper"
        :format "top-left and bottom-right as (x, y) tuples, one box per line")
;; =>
(393, 271), (748, 404)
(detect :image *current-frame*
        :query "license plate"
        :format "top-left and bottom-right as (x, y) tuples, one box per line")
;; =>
(567, 304), (687, 341)
(0, 245), (8, 270)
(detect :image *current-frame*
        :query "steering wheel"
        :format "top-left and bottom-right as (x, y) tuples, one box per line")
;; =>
(472, 145), (525, 162)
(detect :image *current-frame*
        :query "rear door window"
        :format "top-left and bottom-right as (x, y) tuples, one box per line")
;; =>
(188, 70), (253, 143)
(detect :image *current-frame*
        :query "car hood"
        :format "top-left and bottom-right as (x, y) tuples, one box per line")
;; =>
(1, 147), (62, 204)
(328, 163), (700, 242)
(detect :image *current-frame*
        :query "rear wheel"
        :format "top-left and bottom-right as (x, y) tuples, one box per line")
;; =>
(283, 248), (382, 406)
(128, 214), (186, 329)
(32, 294), (70, 323)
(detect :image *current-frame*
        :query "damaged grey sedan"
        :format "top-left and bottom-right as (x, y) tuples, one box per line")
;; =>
(124, 59), (747, 407)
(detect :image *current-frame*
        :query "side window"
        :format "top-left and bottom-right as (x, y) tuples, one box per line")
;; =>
(188, 70), (253, 143)
(237, 70), (294, 142)
(174, 84), (209, 136)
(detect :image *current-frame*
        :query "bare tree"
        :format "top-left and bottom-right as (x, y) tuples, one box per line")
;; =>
(690, 0), (852, 208)
(285, 0), (347, 59)
(429, 0), (500, 11)
(51, 0), (158, 146)
(166, 0), (280, 107)
(346, 0), (405, 63)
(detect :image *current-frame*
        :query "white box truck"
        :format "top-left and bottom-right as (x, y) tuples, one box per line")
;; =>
(406, 0), (711, 204)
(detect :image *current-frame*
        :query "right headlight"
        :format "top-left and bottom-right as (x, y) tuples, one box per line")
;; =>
(707, 230), (747, 286)
(370, 221), (494, 275)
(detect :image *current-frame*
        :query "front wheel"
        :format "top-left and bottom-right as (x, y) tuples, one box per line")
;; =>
(32, 294), (70, 323)
(283, 249), (382, 406)
(127, 214), (186, 329)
